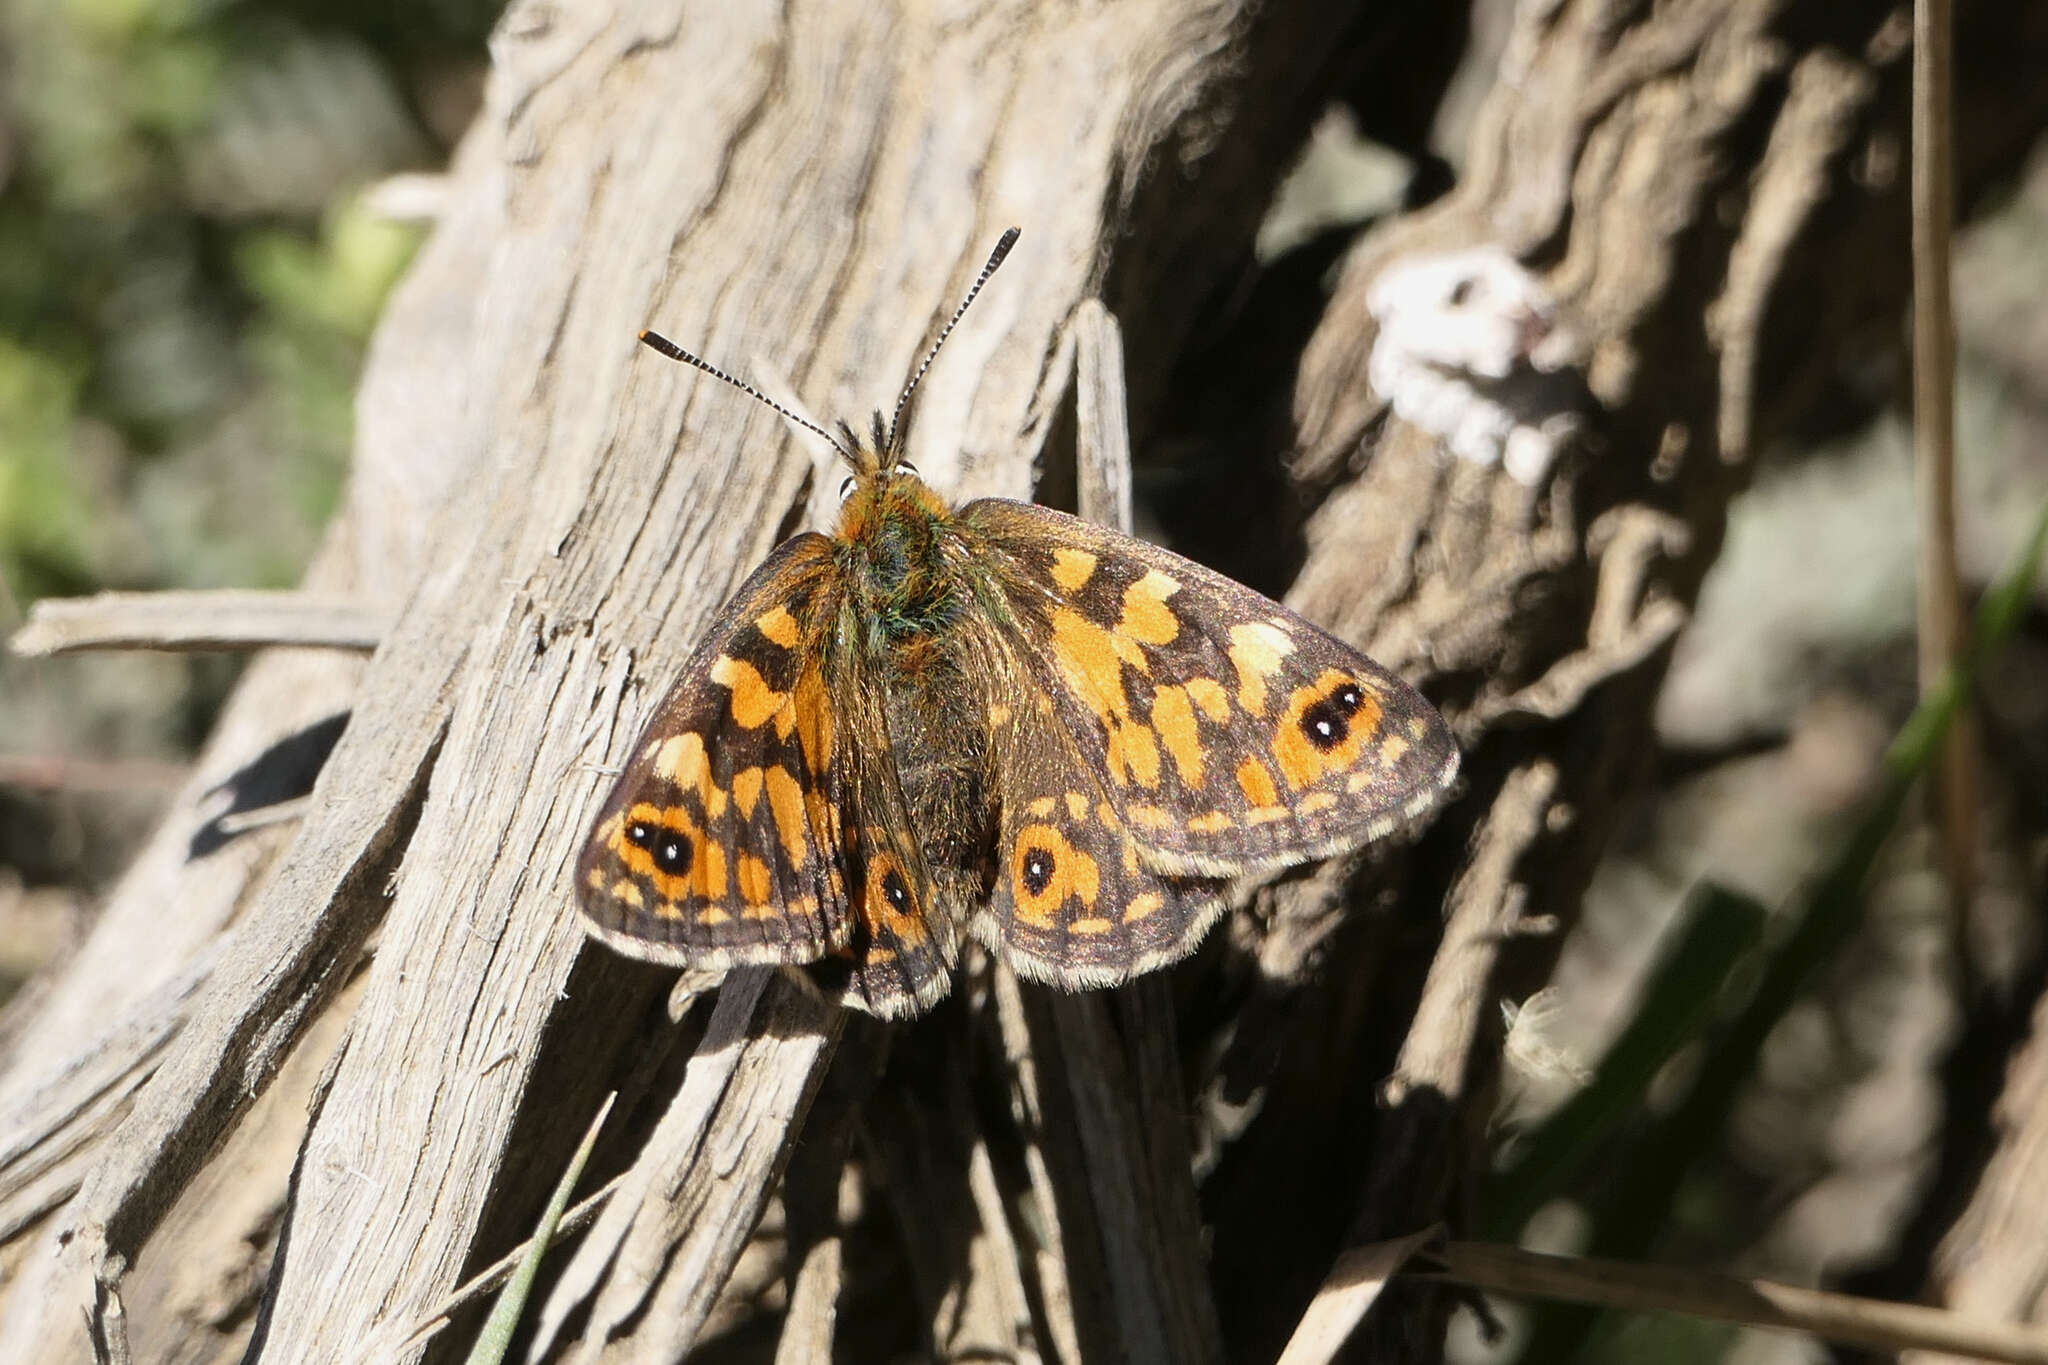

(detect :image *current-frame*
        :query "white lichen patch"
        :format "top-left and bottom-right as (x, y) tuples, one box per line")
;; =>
(1366, 245), (1588, 485)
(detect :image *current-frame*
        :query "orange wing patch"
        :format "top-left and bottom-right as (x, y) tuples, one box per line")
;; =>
(1150, 683), (1207, 788)
(1053, 547), (1098, 592)
(610, 801), (730, 910)
(1118, 570), (1181, 645)
(1228, 621), (1294, 716)
(1011, 823), (1102, 928)
(709, 655), (787, 729)
(1271, 670), (1387, 790)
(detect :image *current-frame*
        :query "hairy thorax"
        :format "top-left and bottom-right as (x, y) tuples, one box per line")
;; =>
(840, 480), (996, 903)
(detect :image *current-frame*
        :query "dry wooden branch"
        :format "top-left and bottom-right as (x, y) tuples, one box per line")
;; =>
(1911, 0), (1979, 923)
(1435, 1242), (2048, 1364)
(5, 1), (2045, 1362)
(2, 2), (1375, 1360)
(8, 591), (388, 657)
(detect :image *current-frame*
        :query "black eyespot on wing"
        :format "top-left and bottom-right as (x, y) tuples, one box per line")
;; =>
(651, 831), (693, 877)
(625, 819), (654, 849)
(1299, 697), (1350, 750)
(1297, 676), (1368, 751)
(882, 867), (912, 912)
(1021, 847), (1056, 896)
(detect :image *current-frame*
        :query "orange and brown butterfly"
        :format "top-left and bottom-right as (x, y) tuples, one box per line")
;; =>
(577, 229), (1459, 1017)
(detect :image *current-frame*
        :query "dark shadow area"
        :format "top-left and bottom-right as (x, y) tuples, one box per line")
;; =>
(188, 711), (351, 859)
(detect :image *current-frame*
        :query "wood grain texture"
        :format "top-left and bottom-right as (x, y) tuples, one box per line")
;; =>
(5, 0), (2046, 1361)
(1, 0), (1357, 1360)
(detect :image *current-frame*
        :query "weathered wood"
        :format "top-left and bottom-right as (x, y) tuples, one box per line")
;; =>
(7, 0), (2045, 1361)
(0, 0), (1374, 1359)
(9, 591), (388, 657)
(1192, 3), (2048, 1358)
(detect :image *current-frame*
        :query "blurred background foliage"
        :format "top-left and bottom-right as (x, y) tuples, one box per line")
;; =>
(0, 0), (500, 914)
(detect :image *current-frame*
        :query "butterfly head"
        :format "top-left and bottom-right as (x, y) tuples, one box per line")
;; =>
(638, 227), (1017, 536)
(832, 421), (949, 546)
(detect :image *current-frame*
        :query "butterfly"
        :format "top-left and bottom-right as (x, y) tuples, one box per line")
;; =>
(577, 229), (1459, 1018)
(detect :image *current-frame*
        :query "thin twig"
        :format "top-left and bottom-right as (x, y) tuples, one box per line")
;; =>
(216, 798), (316, 836)
(0, 755), (189, 793)
(1276, 1228), (1439, 1365)
(1432, 1242), (2048, 1364)
(10, 591), (389, 657)
(1912, 0), (1976, 920)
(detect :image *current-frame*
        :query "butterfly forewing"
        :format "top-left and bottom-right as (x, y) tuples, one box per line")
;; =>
(958, 499), (1459, 880)
(577, 534), (857, 968)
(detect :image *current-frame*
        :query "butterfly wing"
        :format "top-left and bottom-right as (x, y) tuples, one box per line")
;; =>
(577, 534), (858, 969)
(956, 499), (1459, 879)
(965, 642), (1234, 986)
(577, 532), (956, 1016)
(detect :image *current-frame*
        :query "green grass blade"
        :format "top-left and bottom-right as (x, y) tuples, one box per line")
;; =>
(465, 1092), (616, 1365)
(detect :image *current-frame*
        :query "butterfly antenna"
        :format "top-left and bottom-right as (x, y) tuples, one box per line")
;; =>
(639, 330), (852, 457)
(885, 227), (1020, 452)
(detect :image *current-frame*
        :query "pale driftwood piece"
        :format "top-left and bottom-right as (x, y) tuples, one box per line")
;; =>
(282, 0), (1358, 1350)
(1434, 1242), (2048, 1365)
(1069, 298), (1136, 542)
(8, 591), (388, 657)
(13, 0), (1362, 1350)
(1383, 760), (1559, 1108)
(557, 980), (842, 1363)
(1917, 985), (2048, 1364)
(0, 950), (216, 1244)
(773, 1233), (841, 1365)
(1277, 1227), (1440, 1365)
(122, 971), (368, 1365)
(213, 797), (314, 836)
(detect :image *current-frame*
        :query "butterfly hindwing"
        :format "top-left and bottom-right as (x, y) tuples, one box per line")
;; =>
(577, 534), (856, 967)
(957, 499), (1459, 879)
(972, 670), (1233, 988)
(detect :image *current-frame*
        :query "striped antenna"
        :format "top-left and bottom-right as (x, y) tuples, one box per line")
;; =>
(886, 227), (1020, 452)
(637, 330), (850, 456)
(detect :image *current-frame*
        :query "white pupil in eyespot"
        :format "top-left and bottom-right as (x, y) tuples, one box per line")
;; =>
(838, 475), (858, 500)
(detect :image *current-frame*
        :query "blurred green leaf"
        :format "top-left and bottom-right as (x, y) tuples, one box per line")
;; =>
(0, 337), (94, 598)
(1486, 883), (1768, 1241)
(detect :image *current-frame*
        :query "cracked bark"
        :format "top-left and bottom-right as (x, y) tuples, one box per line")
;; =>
(2, 2), (2046, 1363)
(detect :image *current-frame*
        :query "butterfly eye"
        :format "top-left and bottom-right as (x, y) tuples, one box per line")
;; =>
(894, 460), (921, 480)
(838, 474), (859, 501)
